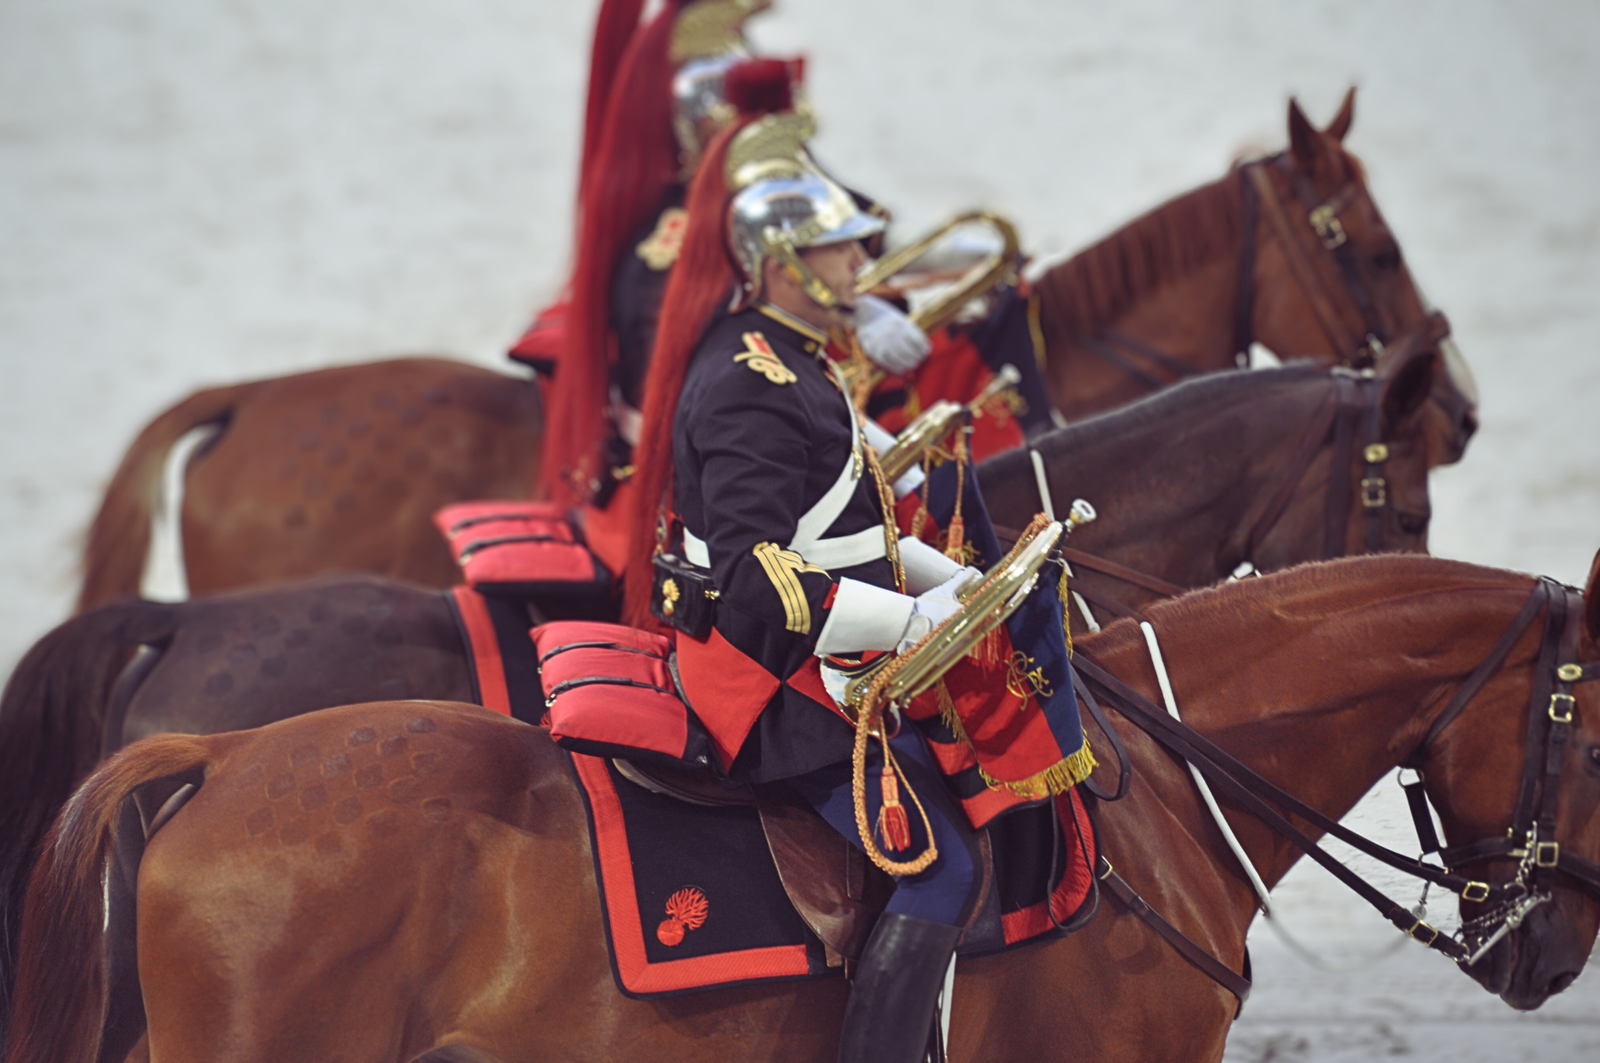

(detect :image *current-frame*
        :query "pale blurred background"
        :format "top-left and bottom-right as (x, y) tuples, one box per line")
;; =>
(1, 2), (1597, 1058)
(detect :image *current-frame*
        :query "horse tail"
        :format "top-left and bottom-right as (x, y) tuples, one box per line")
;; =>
(76, 383), (244, 612)
(0, 599), (177, 1034)
(2, 736), (212, 1063)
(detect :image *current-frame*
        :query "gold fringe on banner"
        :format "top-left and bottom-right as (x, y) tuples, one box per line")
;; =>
(978, 735), (1098, 799)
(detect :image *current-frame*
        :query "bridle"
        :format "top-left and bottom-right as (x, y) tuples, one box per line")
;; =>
(1033, 314), (1446, 624)
(1073, 150), (1446, 387)
(1401, 577), (1600, 962)
(1071, 574), (1600, 982)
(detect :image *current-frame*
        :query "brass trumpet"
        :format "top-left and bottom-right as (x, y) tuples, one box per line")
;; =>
(853, 210), (1022, 335)
(877, 364), (1020, 483)
(843, 516), (1063, 708)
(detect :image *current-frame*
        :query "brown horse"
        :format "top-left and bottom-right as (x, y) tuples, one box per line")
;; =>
(9, 552), (1598, 1062)
(0, 349), (1441, 1042)
(72, 91), (1471, 612)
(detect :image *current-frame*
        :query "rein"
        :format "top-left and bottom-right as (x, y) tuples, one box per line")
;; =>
(1072, 575), (1600, 977)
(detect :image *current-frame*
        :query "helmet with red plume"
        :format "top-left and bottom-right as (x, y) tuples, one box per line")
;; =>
(540, 0), (771, 505)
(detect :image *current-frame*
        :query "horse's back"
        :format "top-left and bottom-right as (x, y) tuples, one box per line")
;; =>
(180, 358), (542, 595)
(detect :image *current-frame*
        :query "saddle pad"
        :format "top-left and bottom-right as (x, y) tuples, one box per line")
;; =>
(568, 752), (833, 998)
(535, 622), (715, 771)
(447, 586), (545, 724)
(567, 749), (1099, 998)
(434, 500), (609, 598)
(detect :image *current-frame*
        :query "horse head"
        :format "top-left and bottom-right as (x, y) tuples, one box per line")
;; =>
(1418, 551), (1600, 1010)
(1252, 87), (1479, 467)
(1243, 338), (1438, 574)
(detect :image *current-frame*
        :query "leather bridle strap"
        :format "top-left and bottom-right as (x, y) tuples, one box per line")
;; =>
(1286, 162), (1390, 357)
(1058, 546), (1186, 599)
(1246, 160), (1375, 363)
(1232, 166), (1259, 366)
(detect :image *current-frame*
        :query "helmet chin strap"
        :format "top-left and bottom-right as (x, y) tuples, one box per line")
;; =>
(768, 232), (848, 312)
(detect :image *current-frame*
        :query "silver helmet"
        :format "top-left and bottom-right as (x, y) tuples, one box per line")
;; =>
(726, 168), (885, 311)
(671, 52), (746, 177)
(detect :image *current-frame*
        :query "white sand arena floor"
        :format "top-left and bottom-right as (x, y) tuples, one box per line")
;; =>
(1, 1), (1597, 1057)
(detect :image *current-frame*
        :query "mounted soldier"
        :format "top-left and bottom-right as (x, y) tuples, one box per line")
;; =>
(623, 69), (1006, 1063)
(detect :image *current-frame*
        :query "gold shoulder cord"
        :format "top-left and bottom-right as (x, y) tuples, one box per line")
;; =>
(863, 448), (906, 594)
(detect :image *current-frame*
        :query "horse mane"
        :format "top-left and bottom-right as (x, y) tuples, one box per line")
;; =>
(979, 361), (1330, 486)
(1033, 166), (1246, 337)
(1089, 554), (1537, 658)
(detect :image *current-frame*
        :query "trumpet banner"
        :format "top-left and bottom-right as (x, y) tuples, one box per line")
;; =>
(903, 464), (1094, 825)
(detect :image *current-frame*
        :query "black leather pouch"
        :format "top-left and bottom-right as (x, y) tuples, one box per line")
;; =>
(650, 552), (718, 639)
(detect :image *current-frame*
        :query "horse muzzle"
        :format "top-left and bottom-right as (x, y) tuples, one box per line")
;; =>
(1463, 904), (1587, 1010)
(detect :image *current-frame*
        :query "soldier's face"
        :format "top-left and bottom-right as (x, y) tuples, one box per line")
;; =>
(799, 241), (867, 313)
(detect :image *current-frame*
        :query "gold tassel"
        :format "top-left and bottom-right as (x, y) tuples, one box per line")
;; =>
(876, 766), (912, 852)
(944, 424), (969, 562)
(979, 734), (1098, 798)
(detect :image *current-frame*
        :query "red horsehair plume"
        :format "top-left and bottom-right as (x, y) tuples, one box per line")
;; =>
(656, 886), (710, 947)
(724, 56), (803, 116)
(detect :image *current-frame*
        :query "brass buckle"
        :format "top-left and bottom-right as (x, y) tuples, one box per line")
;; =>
(1557, 663), (1584, 682)
(1408, 919), (1441, 945)
(1363, 442), (1389, 464)
(1461, 881), (1491, 903)
(1536, 842), (1560, 868)
(1309, 204), (1348, 249)
(1361, 477), (1387, 509)
(1098, 858), (1114, 881)
(1548, 692), (1575, 724)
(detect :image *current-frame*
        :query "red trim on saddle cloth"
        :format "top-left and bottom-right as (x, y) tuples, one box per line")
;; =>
(1001, 789), (1097, 945)
(571, 753), (811, 994)
(450, 586), (512, 716)
(895, 492), (940, 547)
(535, 622), (687, 760)
(675, 629), (781, 770)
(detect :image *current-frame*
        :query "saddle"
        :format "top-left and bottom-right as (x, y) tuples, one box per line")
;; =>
(613, 756), (994, 963)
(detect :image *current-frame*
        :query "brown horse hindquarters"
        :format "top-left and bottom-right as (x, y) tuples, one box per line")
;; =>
(180, 359), (542, 598)
(131, 703), (844, 1063)
(77, 358), (542, 612)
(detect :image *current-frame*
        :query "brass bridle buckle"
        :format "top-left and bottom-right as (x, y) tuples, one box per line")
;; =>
(1309, 203), (1348, 249)
(1548, 692), (1576, 724)
(1535, 841), (1561, 868)
(1361, 477), (1387, 509)
(1461, 881), (1491, 904)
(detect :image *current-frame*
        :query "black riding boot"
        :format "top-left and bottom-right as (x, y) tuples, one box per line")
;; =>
(839, 912), (962, 1063)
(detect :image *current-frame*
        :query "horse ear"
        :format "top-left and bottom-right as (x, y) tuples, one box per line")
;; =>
(1288, 97), (1322, 168)
(1379, 342), (1437, 426)
(1326, 87), (1356, 142)
(1585, 549), (1600, 645)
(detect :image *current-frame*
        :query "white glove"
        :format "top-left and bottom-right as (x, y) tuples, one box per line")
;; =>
(856, 293), (931, 375)
(896, 567), (981, 653)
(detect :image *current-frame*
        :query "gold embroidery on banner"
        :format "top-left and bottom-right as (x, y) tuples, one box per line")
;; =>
(1005, 650), (1053, 701)
(635, 207), (689, 270)
(752, 541), (826, 633)
(734, 332), (797, 384)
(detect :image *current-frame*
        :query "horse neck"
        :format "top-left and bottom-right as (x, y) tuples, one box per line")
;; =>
(1035, 169), (1248, 418)
(1086, 557), (1541, 891)
(983, 370), (1336, 598)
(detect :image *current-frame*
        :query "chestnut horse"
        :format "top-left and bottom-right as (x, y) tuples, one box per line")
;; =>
(73, 90), (1473, 611)
(9, 553), (1599, 1063)
(0, 349), (1441, 1042)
